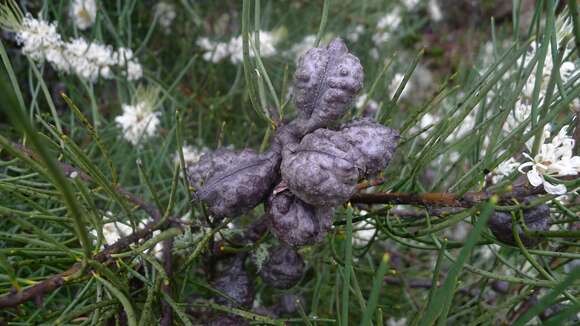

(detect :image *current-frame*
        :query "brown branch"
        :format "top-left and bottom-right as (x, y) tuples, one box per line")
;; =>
(160, 238), (174, 326)
(0, 143), (172, 309)
(350, 185), (547, 207)
(0, 219), (167, 308)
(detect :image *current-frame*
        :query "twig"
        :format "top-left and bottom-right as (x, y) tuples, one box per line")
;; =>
(350, 185), (547, 207)
(0, 143), (172, 308)
(160, 238), (174, 326)
(0, 219), (168, 308)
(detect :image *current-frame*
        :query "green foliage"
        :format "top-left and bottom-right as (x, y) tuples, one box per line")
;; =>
(0, 0), (579, 325)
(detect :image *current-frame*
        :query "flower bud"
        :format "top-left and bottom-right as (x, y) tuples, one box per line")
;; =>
(259, 245), (305, 289)
(269, 190), (333, 246)
(294, 38), (363, 132)
(488, 203), (549, 247)
(281, 128), (359, 207)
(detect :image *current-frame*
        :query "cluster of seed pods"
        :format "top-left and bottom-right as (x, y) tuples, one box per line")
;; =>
(187, 38), (400, 319)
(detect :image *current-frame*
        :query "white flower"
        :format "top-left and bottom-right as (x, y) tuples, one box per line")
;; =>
(228, 31), (279, 64)
(560, 61), (577, 82)
(346, 25), (365, 42)
(387, 317), (407, 326)
(197, 31), (280, 64)
(115, 100), (160, 146)
(369, 47), (380, 61)
(491, 157), (520, 184)
(64, 38), (116, 81)
(15, 15), (64, 61)
(197, 37), (230, 63)
(355, 93), (378, 111)
(174, 145), (206, 165)
(377, 10), (401, 30)
(428, 0), (443, 22)
(518, 126), (580, 194)
(92, 218), (163, 259)
(10, 14), (143, 82)
(154, 2), (176, 32)
(69, 0), (97, 30)
(401, 0), (421, 10)
(353, 221), (376, 245)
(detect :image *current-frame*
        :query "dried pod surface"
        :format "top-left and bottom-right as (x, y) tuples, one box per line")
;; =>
(339, 118), (400, 176)
(294, 38), (364, 132)
(193, 149), (280, 218)
(187, 149), (242, 190)
(281, 128), (359, 207)
(212, 256), (254, 308)
(259, 245), (305, 289)
(488, 204), (550, 247)
(269, 190), (333, 246)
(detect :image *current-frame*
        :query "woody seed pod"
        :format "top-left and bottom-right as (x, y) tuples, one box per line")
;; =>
(212, 255), (254, 308)
(190, 149), (280, 218)
(269, 190), (334, 246)
(281, 128), (359, 207)
(488, 203), (550, 247)
(338, 118), (400, 176)
(293, 38), (364, 134)
(259, 245), (305, 289)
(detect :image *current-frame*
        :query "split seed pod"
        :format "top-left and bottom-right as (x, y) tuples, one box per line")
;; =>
(339, 118), (400, 176)
(212, 255), (254, 308)
(189, 149), (280, 218)
(488, 203), (550, 247)
(281, 128), (359, 207)
(293, 38), (364, 133)
(259, 245), (305, 289)
(269, 190), (334, 246)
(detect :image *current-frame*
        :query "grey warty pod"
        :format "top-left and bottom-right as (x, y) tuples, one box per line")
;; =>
(189, 149), (280, 218)
(488, 203), (550, 247)
(281, 128), (359, 207)
(259, 245), (305, 289)
(212, 255), (254, 308)
(338, 118), (400, 176)
(293, 38), (364, 133)
(269, 190), (334, 247)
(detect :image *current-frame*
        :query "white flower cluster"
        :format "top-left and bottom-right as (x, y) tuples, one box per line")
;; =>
(517, 126), (580, 194)
(372, 8), (402, 47)
(13, 14), (142, 82)
(69, 0), (96, 30)
(427, 0), (443, 22)
(197, 30), (280, 64)
(154, 2), (177, 33)
(115, 100), (160, 146)
(92, 216), (163, 259)
(346, 24), (365, 42)
(493, 16), (579, 191)
(174, 144), (206, 165)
